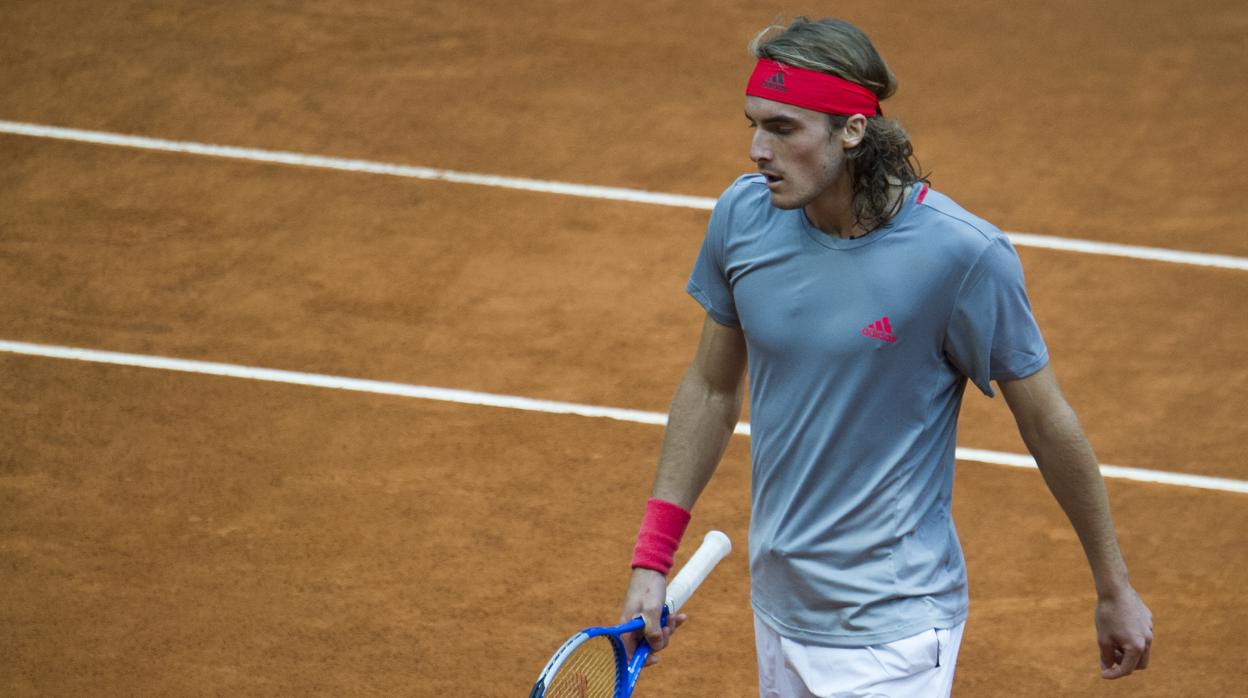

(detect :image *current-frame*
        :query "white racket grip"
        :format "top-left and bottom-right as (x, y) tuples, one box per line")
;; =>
(665, 530), (731, 615)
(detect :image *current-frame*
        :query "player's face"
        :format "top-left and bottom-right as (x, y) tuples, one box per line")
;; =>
(745, 96), (856, 211)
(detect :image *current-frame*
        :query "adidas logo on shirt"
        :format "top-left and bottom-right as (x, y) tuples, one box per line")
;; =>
(861, 316), (897, 343)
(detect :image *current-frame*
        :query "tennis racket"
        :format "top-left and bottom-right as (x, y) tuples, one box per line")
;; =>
(529, 530), (732, 698)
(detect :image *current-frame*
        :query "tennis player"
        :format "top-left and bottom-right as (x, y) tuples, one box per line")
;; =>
(621, 17), (1153, 696)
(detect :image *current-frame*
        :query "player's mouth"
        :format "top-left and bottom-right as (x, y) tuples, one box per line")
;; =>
(761, 171), (784, 188)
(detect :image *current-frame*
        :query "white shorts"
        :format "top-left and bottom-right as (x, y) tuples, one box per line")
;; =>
(754, 614), (966, 698)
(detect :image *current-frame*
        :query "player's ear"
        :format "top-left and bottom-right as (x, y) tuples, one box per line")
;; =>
(839, 114), (867, 149)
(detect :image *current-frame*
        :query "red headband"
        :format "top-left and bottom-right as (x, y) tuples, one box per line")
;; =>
(746, 58), (882, 116)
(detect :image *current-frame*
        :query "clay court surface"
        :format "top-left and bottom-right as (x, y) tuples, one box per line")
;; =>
(2, 1), (1246, 695)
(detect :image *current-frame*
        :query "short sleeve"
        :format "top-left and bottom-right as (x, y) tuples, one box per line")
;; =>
(686, 186), (741, 327)
(944, 236), (1049, 396)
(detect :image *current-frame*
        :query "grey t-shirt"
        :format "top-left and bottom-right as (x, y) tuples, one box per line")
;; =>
(688, 174), (1048, 646)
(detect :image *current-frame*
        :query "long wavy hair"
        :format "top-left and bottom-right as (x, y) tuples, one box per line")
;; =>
(751, 18), (927, 230)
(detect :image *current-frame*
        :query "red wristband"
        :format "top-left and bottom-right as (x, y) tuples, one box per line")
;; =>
(630, 498), (691, 574)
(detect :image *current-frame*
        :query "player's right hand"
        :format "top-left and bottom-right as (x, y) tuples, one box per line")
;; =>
(620, 566), (687, 665)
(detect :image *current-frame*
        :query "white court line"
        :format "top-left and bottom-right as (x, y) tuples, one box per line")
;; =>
(3, 119), (1247, 272)
(3, 339), (1246, 495)
(0, 120), (713, 209)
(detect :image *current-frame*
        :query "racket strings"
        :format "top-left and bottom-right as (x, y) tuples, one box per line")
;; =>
(545, 635), (622, 698)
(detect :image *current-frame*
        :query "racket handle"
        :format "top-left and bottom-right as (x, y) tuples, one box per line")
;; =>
(665, 530), (731, 615)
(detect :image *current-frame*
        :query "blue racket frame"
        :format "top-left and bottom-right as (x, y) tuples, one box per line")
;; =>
(529, 607), (670, 698)
(532, 530), (731, 697)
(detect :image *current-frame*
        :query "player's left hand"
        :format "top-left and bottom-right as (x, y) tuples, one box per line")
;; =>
(1095, 585), (1153, 679)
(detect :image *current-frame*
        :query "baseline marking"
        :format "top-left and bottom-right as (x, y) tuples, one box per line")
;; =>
(4, 339), (1245, 495)
(2, 119), (1246, 272)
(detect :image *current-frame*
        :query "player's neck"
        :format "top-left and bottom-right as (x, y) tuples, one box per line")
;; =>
(804, 178), (907, 239)
(804, 174), (861, 239)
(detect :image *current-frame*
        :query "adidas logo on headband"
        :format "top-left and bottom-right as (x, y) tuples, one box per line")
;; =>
(762, 71), (787, 92)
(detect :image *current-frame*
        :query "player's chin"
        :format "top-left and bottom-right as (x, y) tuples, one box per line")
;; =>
(766, 184), (811, 210)
(767, 191), (805, 210)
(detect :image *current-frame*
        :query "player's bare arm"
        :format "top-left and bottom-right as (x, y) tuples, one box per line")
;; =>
(999, 363), (1154, 680)
(622, 313), (747, 658)
(650, 314), (748, 509)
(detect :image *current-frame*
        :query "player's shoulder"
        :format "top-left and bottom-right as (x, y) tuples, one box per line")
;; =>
(915, 187), (1004, 245)
(707, 173), (775, 233)
(913, 186), (1016, 262)
(718, 173), (770, 208)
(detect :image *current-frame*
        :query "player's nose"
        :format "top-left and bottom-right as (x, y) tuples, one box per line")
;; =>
(749, 131), (771, 164)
